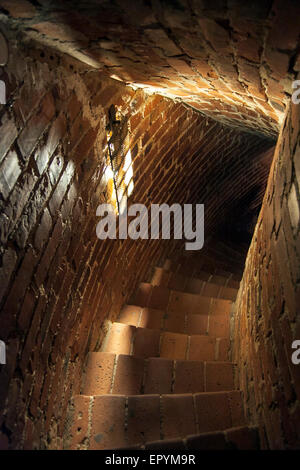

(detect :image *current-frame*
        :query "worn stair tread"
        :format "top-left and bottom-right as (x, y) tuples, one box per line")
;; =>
(68, 391), (246, 450)
(162, 253), (244, 280)
(118, 301), (231, 336)
(140, 425), (260, 450)
(67, 391), (246, 450)
(129, 282), (237, 309)
(68, 254), (255, 452)
(101, 322), (230, 361)
(82, 351), (236, 395)
(151, 266), (241, 291)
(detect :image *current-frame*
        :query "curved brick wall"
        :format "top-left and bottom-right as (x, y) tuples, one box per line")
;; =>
(232, 98), (300, 449)
(0, 0), (299, 451)
(0, 25), (275, 449)
(0, 0), (299, 136)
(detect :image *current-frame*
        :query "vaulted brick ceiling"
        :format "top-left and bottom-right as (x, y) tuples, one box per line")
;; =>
(0, 0), (299, 137)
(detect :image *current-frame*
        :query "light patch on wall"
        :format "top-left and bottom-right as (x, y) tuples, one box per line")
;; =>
(123, 150), (133, 190)
(105, 133), (134, 215)
(104, 105), (135, 215)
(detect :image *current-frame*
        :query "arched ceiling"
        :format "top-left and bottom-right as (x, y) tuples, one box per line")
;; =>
(0, 0), (299, 137)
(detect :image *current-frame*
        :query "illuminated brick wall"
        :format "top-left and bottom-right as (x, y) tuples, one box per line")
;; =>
(0, 26), (274, 449)
(0, 0), (299, 136)
(232, 97), (300, 449)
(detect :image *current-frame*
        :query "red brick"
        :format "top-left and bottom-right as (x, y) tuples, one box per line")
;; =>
(103, 323), (135, 355)
(0, 0), (36, 18)
(164, 311), (186, 333)
(90, 395), (126, 450)
(18, 92), (55, 159)
(82, 352), (115, 395)
(189, 336), (216, 361)
(185, 277), (205, 294)
(174, 360), (204, 393)
(219, 286), (238, 301)
(168, 272), (187, 291)
(195, 392), (231, 433)
(0, 247), (17, 303)
(192, 296), (212, 315)
(160, 332), (188, 360)
(209, 312), (230, 338)
(162, 394), (196, 439)
(210, 299), (232, 315)
(34, 208), (52, 251)
(49, 161), (75, 216)
(148, 285), (170, 310)
(34, 217), (63, 286)
(186, 313), (208, 335)
(228, 391), (246, 427)
(69, 395), (90, 450)
(205, 362), (235, 392)
(201, 282), (221, 298)
(145, 438), (185, 450)
(186, 431), (227, 450)
(151, 267), (171, 287)
(3, 249), (37, 337)
(225, 426), (260, 450)
(139, 308), (164, 330)
(144, 358), (173, 394)
(0, 116), (18, 165)
(127, 395), (160, 445)
(35, 113), (67, 174)
(168, 291), (197, 315)
(130, 282), (152, 307)
(210, 274), (228, 286)
(18, 288), (36, 332)
(112, 354), (144, 394)
(218, 335), (230, 360)
(133, 327), (160, 358)
(118, 305), (141, 326)
(0, 150), (21, 199)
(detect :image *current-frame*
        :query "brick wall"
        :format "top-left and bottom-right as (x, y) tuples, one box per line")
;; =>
(232, 97), (300, 449)
(0, 26), (273, 449)
(0, 0), (299, 135)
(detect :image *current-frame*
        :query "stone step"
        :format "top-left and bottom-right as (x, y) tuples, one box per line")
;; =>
(118, 300), (231, 337)
(67, 391), (246, 450)
(126, 425), (260, 450)
(161, 252), (244, 279)
(82, 352), (236, 396)
(151, 266), (240, 291)
(129, 283), (236, 311)
(101, 322), (230, 361)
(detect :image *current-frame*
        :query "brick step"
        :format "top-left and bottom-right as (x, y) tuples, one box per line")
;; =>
(151, 266), (240, 291)
(206, 242), (247, 263)
(162, 254), (243, 279)
(124, 426), (260, 450)
(101, 322), (230, 361)
(129, 283), (236, 311)
(118, 301), (231, 336)
(67, 391), (246, 450)
(82, 352), (236, 396)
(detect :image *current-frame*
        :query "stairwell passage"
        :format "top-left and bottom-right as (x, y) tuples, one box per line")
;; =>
(64, 249), (260, 450)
